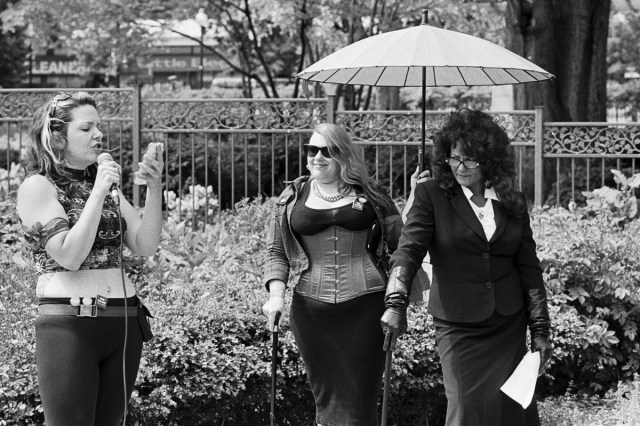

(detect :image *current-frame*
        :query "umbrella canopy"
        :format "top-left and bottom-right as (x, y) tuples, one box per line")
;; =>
(297, 10), (554, 169)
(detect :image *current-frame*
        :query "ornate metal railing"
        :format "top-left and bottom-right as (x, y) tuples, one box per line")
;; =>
(543, 122), (640, 205)
(142, 98), (326, 131)
(0, 88), (133, 119)
(2, 88), (640, 220)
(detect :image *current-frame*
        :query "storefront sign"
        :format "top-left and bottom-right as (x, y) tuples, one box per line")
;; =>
(136, 56), (219, 72)
(32, 59), (89, 75)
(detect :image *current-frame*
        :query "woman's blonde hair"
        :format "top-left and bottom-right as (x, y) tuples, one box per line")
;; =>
(23, 91), (97, 179)
(312, 123), (390, 207)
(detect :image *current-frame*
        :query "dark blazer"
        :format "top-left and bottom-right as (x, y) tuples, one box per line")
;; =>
(390, 180), (544, 323)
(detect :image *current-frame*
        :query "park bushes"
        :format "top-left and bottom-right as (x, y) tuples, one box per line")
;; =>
(2, 181), (640, 424)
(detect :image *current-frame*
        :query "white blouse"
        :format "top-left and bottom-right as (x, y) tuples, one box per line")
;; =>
(461, 186), (499, 241)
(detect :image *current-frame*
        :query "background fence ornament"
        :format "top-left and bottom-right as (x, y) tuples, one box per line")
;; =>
(2, 88), (640, 222)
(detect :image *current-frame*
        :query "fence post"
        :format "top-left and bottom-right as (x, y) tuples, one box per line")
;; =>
(132, 84), (142, 208)
(534, 105), (544, 207)
(325, 84), (337, 123)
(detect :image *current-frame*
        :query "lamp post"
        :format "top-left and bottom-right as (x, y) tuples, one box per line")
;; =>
(195, 8), (209, 89)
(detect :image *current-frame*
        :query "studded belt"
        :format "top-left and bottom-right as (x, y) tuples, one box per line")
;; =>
(38, 304), (139, 318)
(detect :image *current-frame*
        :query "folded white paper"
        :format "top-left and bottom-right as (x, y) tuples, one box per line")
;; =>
(500, 351), (540, 409)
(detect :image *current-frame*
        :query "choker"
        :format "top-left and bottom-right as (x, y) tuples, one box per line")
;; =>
(312, 180), (344, 202)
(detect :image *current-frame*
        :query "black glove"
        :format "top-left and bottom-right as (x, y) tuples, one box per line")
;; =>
(526, 287), (553, 376)
(380, 266), (412, 351)
(532, 336), (553, 376)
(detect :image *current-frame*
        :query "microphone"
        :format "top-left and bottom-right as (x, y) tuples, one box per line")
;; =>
(97, 152), (120, 205)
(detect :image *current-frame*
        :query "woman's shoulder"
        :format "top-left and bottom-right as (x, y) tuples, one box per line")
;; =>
(17, 175), (59, 220)
(18, 174), (57, 197)
(276, 175), (310, 204)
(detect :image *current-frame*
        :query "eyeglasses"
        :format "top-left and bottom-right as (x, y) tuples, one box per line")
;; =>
(49, 93), (73, 118)
(446, 157), (480, 169)
(304, 144), (332, 158)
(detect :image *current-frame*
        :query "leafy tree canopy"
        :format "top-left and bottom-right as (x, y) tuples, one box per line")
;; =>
(1, 0), (506, 97)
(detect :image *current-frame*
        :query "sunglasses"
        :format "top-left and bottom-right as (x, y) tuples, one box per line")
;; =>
(49, 93), (73, 118)
(304, 144), (332, 158)
(446, 157), (481, 169)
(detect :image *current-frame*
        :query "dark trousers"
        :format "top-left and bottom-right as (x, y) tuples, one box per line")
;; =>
(36, 310), (143, 426)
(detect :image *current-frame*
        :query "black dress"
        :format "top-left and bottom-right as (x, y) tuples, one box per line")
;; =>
(289, 192), (386, 426)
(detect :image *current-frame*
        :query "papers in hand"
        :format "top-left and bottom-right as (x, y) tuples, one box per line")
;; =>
(500, 351), (540, 409)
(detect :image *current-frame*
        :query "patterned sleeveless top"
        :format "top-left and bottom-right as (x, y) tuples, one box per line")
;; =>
(20, 166), (127, 274)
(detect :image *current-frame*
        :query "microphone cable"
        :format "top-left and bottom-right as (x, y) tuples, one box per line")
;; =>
(116, 199), (129, 425)
(97, 152), (130, 424)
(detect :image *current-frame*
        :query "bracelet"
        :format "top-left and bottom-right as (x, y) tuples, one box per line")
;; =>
(384, 292), (409, 310)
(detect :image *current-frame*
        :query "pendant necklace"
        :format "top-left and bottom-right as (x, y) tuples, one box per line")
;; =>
(312, 180), (344, 202)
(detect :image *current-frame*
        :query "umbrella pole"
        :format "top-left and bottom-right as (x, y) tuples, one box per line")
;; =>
(421, 67), (427, 172)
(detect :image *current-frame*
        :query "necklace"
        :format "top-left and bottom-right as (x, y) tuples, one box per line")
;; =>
(312, 180), (344, 202)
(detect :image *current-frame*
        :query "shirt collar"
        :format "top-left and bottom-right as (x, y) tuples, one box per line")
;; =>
(460, 185), (499, 201)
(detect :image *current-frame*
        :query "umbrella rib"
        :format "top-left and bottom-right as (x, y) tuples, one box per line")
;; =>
(323, 69), (342, 83)
(402, 68), (409, 86)
(481, 67), (498, 85)
(373, 67), (385, 86)
(505, 68), (524, 82)
(521, 69), (544, 81)
(457, 68), (469, 86)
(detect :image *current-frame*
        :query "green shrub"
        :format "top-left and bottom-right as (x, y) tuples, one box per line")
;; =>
(4, 190), (640, 424)
(534, 203), (640, 395)
(539, 375), (640, 425)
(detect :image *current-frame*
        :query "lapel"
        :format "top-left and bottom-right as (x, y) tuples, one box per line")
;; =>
(449, 187), (486, 241)
(490, 200), (507, 243)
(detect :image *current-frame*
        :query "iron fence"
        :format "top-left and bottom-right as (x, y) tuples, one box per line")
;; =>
(2, 88), (640, 225)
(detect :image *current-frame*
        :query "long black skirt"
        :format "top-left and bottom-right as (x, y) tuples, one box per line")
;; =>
(290, 291), (386, 426)
(434, 309), (540, 426)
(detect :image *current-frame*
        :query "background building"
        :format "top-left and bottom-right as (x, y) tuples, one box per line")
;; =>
(22, 19), (223, 89)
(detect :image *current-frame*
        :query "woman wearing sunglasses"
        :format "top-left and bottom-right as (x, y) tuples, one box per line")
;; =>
(381, 109), (552, 425)
(262, 123), (426, 425)
(16, 92), (163, 426)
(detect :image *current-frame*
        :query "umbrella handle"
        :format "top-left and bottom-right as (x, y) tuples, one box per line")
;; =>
(270, 311), (281, 426)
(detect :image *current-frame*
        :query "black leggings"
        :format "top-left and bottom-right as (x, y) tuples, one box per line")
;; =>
(35, 304), (144, 426)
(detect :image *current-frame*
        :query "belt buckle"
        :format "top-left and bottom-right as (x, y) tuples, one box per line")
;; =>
(78, 305), (98, 318)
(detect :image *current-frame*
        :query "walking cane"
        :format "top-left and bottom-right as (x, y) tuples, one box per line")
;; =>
(270, 311), (282, 426)
(381, 330), (394, 426)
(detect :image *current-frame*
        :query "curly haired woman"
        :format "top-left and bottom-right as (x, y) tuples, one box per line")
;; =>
(381, 109), (552, 426)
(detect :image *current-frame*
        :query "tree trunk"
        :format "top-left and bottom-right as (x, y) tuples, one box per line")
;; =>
(505, 0), (611, 121)
(375, 87), (401, 110)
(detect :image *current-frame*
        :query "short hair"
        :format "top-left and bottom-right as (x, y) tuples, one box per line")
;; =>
(432, 109), (526, 215)
(23, 92), (97, 179)
(312, 123), (390, 207)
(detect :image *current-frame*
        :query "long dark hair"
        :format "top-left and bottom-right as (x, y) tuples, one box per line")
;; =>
(312, 123), (391, 207)
(432, 109), (526, 215)
(23, 92), (98, 180)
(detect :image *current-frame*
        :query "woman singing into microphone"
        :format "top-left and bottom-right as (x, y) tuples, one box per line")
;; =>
(16, 92), (164, 426)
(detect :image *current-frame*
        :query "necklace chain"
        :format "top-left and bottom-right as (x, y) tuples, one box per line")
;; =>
(312, 180), (344, 202)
